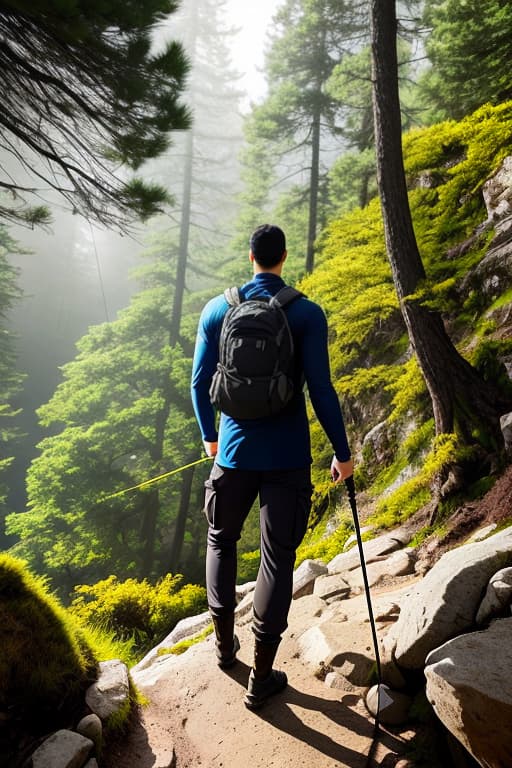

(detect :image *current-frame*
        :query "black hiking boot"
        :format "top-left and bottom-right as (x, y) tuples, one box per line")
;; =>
(211, 613), (240, 669)
(244, 668), (288, 709)
(244, 637), (287, 709)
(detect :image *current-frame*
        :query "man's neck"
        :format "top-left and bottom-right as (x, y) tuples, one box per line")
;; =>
(252, 265), (283, 276)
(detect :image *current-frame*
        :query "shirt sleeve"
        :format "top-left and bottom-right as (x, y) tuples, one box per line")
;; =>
(190, 297), (225, 443)
(300, 301), (351, 462)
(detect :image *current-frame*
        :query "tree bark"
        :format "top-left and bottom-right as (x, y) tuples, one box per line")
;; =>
(370, 0), (510, 452)
(140, 487), (160, 576)
(166, 465), (195, 574)
(170, 127), (194, 346)
(306, 101), (321, 274)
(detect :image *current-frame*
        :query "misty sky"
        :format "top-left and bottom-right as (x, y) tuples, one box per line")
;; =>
(223, 0), (283, 106)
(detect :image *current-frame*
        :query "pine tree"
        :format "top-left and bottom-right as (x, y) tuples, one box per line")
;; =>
(0, 0), (190, 228)
(371, 0), (512, 490)
(6, 254), (205, 592)
(421, 0), (512, 120)
(238, 0), (366, 273)
(0, 227), (24, 541)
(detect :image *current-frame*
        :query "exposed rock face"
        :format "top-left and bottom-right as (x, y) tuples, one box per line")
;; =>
(425, 618), (512, 768)
(382, 527), (512, 669)
(483, 155), (512, 224)
(327, 528), (411, 575)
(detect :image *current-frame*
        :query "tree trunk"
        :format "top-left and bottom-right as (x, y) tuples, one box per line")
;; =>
(305, 101), (321, 274)
(141, 8), (199, 574)
(370, 0), (510, 452)
(140, 487), (160, 576)
(166, 465), (195, 574)
(170, 127), (194, 346)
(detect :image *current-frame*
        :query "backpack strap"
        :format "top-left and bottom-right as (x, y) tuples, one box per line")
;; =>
(270, 286), (305, 309)
(224, 287), (244, 306)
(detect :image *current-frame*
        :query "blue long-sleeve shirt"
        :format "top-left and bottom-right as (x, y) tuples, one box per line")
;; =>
(191, 272), (351, 470)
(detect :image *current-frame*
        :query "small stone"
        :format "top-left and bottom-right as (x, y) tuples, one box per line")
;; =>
(366, 683), (412, 725)
(76, 713), (102, 753)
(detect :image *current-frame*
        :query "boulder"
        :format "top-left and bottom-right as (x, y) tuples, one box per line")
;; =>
(85, 659), (129, 720)
(343, 548), (416, 595)
(327, 529), (411, 575)
(132, 610), (211, 672)
(483, 155), (512, 223)
(425, 618), (512, 768)
(476, 566), (512, 625)
(76, 714), (102, 754)
(235, 589), (255, 620)
(382, 527), (512, 669)
(31, 729), (93, 768)
(312, 572), (351, 602)
(292, 558), (328, 598)
(298, 616), (375, 686)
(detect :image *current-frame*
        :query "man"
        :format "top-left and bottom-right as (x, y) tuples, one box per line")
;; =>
(191, 224), (353, 709)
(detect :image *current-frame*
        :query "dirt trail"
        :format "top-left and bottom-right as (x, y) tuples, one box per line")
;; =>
(105, 587), (416, 768)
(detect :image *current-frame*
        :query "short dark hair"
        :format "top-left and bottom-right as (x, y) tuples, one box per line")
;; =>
(249, 224), (286, 267)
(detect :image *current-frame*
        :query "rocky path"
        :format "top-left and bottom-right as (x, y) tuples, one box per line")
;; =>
(105, 585), (417, 768)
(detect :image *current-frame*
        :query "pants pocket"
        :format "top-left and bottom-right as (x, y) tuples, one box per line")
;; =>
(203, 478), (216, 527)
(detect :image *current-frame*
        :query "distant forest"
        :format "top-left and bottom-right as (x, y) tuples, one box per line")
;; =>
(1, 0), (512, 603)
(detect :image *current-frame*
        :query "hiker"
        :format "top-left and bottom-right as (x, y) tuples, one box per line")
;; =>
(190, 224), (353, 708)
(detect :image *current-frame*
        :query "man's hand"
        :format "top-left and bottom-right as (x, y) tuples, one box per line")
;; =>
(330, 456), (354, 484)
(203, 440), (218, 458)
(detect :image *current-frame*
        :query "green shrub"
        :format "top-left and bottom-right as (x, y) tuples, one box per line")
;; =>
(238, 549), (260, 583)
(69, 573), (207, 657)
(0, 555), (98, 754)
(367, 433), (476, 529)
(296, 515), (354, 566)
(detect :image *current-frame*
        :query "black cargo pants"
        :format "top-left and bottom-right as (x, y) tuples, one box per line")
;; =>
(204, 463), (312, 642)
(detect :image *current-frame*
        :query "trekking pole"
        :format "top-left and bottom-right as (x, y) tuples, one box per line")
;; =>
(344, 476), (383, 719)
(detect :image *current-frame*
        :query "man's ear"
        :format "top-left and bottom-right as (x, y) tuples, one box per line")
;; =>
(281, 250), (288, 263)
(249, 250), (255, 263)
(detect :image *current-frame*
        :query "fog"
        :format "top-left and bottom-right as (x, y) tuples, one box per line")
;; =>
(2, 0), (278, 514)
(6, 214), (144, 511)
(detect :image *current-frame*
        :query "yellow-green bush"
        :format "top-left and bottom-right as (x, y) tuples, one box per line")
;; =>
(69, 573), (207, 657)
(367, 434), (477, 529)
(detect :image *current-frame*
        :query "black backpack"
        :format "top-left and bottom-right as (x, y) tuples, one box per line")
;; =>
(209, 285), (304, 419)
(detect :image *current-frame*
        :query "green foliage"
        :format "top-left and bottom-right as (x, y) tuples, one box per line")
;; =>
(300, 101), (512, 505)
(6, 253), (206, 590)
(420, 0), (512, 120)
(0, 0), (191, 227)
(300, 199), (398, 373)
(471, 338), (512, 397)
(237, 0), (368, 271)
(237, 549), (261, 583)
(403, 102), (512, 259)
(387, 358), (429, 423)
(68, 573), (207, 657)
(0, 227), (25, 512)
(296, 515), (353, 566)
(157, 624), (213, 657)
(0, 554), (98, 752)
(368, 433), (476, 528)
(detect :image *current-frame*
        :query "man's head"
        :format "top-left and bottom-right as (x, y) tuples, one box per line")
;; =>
(249, 224), (286, 269)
